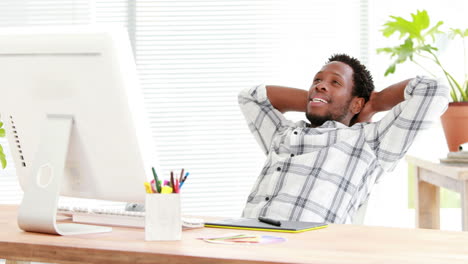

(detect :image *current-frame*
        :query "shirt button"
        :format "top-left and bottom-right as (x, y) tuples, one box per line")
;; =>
(265, 197), (270, 201)
(290, 154), (295, 157)
(276, 167), (281, 171)
(293, 131), (298, 135)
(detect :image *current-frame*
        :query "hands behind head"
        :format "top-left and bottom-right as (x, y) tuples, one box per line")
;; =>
(350, 91), (378, 125)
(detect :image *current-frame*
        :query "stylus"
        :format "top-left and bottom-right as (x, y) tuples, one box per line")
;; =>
(258, 216), (282, 226)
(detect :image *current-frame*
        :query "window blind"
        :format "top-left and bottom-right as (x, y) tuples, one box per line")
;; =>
(0, 0), (365, 218)
(134, 0), (279, 216)
(0, 1), (90, 26)
(133, 0), (362, 217)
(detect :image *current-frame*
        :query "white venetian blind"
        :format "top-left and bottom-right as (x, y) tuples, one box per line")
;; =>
(133, 0), (363, 217)
(0, 0), (366, 218)
(0, 0), (90, 26)
(134, 0), (278, 216)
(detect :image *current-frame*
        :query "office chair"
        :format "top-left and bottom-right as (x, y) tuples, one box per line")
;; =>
(352, 201), (368, 225)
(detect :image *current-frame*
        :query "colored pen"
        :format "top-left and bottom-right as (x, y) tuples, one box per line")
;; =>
(258, 216), (282, 226)
(179, 172), (189, 188)
(170, 171), (175, 189)
(144, 182), (153, 194)
(179, 168), (185, 182)
(150, 179), (158, 193)
(161, 186), (173, 194)
(152, 167), (161, 193)
(175, 179), (179, 193)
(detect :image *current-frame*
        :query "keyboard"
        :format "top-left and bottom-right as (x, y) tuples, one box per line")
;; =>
(57, 205), (204, 229)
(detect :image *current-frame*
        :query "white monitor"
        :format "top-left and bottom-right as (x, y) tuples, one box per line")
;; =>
(0, 26), (156, 235)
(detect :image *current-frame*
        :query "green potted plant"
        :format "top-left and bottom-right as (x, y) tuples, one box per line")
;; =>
(378, 10), (468, 152)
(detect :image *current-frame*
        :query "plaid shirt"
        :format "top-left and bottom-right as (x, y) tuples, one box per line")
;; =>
(238, 76), (449, 223)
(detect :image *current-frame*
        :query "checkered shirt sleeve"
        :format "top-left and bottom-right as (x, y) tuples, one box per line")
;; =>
(363, 76), (449, 171)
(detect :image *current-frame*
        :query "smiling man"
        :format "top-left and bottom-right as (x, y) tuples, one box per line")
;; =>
(238, 54), (449, 224)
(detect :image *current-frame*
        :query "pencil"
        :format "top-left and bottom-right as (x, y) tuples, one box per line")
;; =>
(170, 171), (175, 189)
(179, 168), (185, 182)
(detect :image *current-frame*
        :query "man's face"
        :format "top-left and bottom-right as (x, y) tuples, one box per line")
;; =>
(306, 61), (356, 127)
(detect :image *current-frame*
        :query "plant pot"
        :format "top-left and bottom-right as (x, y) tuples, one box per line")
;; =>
(440, 102), (468, 152)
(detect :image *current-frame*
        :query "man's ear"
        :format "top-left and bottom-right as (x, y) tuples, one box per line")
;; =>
(350, 97), (365, 115)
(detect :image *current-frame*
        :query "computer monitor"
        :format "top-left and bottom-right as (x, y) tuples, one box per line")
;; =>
(0, 26), (156, 235)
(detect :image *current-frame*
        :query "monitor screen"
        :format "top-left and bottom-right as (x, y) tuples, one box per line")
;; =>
(0, 26), (157, 235)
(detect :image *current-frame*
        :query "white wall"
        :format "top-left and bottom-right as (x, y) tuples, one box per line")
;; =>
(364, 0), (468, 228)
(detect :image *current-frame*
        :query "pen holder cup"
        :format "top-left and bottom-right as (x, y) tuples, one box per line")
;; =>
(145, 193), (181, 241)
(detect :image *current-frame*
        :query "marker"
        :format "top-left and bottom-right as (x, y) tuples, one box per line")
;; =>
(179, 172), (190, 189)
(179, 168), (185, 182)
(258, 216), (281, 226)
(161, 186), (173, 194)
(150, 179), (158, 193)
(172, 179), (179, 193)
(144, 182), (153, 194)
(152, 167), (161, 193)
(170, 171), (175, 189)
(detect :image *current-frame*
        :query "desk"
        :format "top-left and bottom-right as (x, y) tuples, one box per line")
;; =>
(1, 205), (468, 264)
(406, 155), (468, 231)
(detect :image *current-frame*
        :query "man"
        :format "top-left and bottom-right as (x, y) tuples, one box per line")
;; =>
(238, 54), (449, 224)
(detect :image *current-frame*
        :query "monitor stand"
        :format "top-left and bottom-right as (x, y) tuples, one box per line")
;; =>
(17, 115), (112, 235)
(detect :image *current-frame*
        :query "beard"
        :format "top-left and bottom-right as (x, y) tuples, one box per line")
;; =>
(305, 98), (352, 127)
(305, 112), (333, 127)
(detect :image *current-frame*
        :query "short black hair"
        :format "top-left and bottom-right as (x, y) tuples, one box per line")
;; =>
(327, 54), (374, 102)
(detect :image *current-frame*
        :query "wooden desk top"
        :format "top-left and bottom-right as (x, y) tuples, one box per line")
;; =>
(1, 205), (468, 264)
(406, 155), (468, 180)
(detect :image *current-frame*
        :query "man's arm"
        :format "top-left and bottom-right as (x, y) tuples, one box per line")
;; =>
(267, 79), (411, 118)
(363, 76), (450, 172)
(354, 79), (411, 123)
(238, 85), (294, 155)
(266, 85), (308, 113)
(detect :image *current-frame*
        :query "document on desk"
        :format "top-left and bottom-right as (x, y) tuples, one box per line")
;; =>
(204, 218), (327, 233)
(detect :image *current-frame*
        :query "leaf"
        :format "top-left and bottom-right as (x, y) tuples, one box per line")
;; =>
(420, 44), (438, 52)
(395, 38), (415, 63)
(0, 145), (6, 169)
(376, 47), (395, 54)
(449, 28), (468, 39)
(464, 81), (468, 100)
(450, 28), (463, 37)
(450, 90), (458, 102)
(411, 10), (430, 32)
(381, 9), (444, 45)
(381, 22), (397, 38)
(382, 16), (420, 39)
(380, 38), (416, 76)
(0, 156), (6, 169)
(425, 21), (444, 42)
(384, 63), (396, 76)
(462, 80), (468, 101)
(0, 129), (4, 138)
